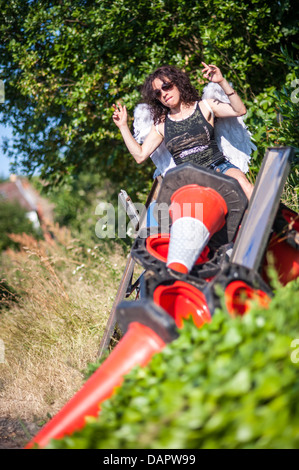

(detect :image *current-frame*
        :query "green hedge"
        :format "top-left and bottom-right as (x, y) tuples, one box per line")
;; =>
(48, 278), (299, 449)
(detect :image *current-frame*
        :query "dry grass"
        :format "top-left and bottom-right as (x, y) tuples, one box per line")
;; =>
(0, 222), (127, 422)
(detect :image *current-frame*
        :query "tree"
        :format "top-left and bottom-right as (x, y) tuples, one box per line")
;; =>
(0, 0), (298, 196)
(0, 199), (38, 251)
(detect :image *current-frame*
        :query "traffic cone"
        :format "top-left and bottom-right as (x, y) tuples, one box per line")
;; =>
(166, 184), (227, 273)
(25, 321), (166, 449)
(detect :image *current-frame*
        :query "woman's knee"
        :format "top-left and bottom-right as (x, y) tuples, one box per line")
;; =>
(225, 168), (253, 199)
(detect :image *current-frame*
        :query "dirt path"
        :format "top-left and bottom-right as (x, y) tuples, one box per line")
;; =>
(0, 417), (40, 449)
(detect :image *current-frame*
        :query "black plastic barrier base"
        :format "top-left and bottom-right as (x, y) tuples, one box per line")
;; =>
(116, 298), (179, 344)
(206, 262), (274, 315)
(131, 226), (234, 282)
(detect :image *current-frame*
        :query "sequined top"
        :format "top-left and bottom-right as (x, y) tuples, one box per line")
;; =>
(164, 102), (224, 167)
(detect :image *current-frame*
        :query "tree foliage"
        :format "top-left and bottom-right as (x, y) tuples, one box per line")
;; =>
(0, 0), (298, 196)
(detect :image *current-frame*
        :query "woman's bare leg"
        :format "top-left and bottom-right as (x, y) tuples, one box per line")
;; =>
(225, 168), (254, 200)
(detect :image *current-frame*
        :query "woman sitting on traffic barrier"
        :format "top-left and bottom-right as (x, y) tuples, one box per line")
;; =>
(112, 62), (254, 200)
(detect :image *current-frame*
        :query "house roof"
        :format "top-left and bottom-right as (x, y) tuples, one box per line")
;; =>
(0, 176), (54, 221)
(0, 178), (36, 211)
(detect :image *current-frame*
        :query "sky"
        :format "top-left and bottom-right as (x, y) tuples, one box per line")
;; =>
(0, 79), (12, 178)
(0, 123), (15, 179)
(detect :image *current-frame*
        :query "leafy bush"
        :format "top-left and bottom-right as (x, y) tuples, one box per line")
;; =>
(48, 279), (299, 449)
(245, 47), (299, 203)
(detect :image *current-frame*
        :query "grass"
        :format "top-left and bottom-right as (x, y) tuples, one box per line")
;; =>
(281, 168), (299, 212)
(0, 222), (127, 424)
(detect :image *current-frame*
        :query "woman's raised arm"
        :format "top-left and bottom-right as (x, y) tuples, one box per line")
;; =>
(201, 62), (247, 118)
(112, 102), (163, 164)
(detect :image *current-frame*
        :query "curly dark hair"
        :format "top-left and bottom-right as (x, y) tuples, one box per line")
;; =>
(141, 65), (200, 124)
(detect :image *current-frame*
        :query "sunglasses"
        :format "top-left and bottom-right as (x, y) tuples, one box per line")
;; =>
(153, 81), (174, 99)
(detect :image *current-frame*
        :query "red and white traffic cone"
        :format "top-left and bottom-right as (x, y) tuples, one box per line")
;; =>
(166, 184), (227, 273)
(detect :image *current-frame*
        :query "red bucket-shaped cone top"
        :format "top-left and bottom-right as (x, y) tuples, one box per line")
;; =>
(146, 232), (210, 265)
(225, 281), (270, 317)
(153, 280), (211, 329)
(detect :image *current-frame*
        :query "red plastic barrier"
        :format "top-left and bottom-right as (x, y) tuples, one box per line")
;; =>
(281, 207), (299, 232)
(264, 237), (299, 286)
(153, 280), (211, 329)
(25, 322), (166, 449)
